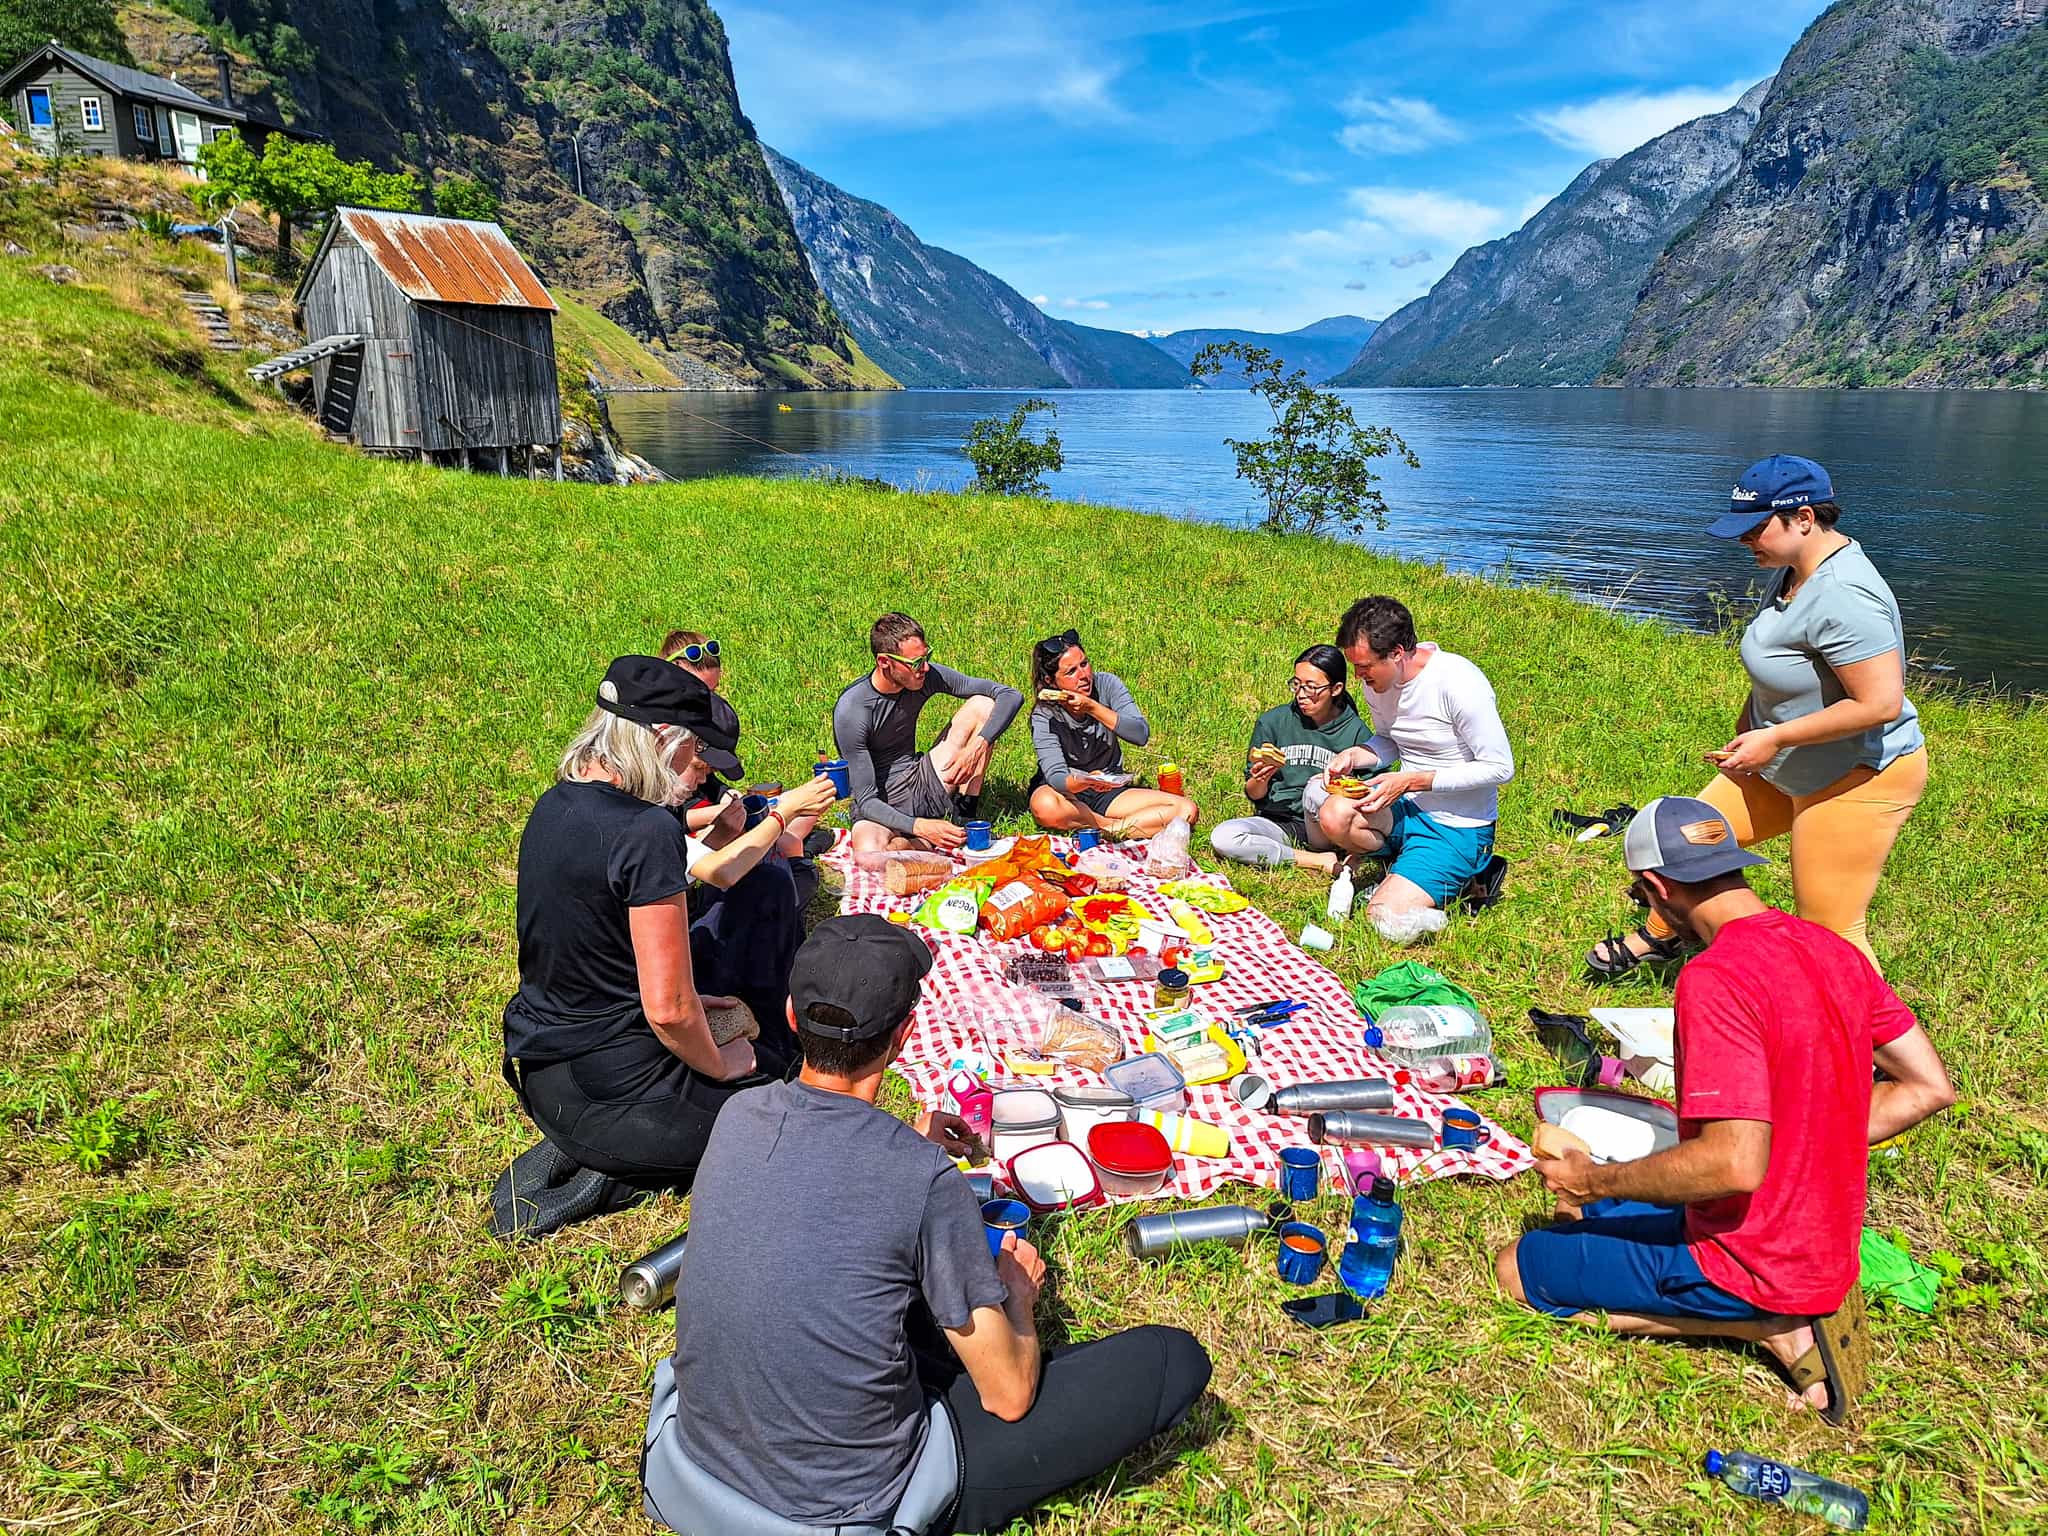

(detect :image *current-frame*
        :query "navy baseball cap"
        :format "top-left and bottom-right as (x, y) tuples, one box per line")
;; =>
(1708, 454), (1836, 539)
(1624, 796), (1767, 883)
(789, 915), (935, 1041)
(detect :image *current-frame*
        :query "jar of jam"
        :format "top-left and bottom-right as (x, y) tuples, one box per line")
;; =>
(1154, 967), (1191, 1009)
(1157, 762), (1183, 795)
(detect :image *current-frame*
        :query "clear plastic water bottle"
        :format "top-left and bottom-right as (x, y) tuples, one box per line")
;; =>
(1703, 1451), (1868, 1531)
(1338, 1176), (1403, 1299)
(1364, 1004), (1491, 1067)
(1411, 1053), (1502, 1092)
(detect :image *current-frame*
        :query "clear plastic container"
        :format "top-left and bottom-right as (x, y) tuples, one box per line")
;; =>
(1364, 1004), (1492, 1067)
(1074, 952), (1162, 985)
(989, 1089), (1061, 1164)
(1086, 1120), (1173, 1197)
(1005, 1140), (1105, 1212)
(1104, 1053), (1187, 1113)
(1053, 1084), (1135, 1144)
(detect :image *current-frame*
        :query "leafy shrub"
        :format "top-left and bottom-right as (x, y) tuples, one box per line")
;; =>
(1191, 341), (1418, 537)
(60, 1098), (148, 1174)
(432, 175), (499, 223)
(138, 208), (178, 243)
(964, 397), (1064, 496)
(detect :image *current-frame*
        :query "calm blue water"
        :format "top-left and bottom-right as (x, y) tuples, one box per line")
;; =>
(608, 387), (2048, 693)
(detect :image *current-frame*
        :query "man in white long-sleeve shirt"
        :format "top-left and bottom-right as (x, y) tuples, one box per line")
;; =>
(1318, 596), (1514, 921)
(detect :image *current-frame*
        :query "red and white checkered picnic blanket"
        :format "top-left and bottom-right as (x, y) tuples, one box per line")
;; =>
(824, 835), (1533, 1202)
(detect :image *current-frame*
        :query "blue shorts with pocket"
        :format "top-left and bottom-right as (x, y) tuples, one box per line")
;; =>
(1382, 798), (1494, 907)
(1514, 1200), (1765, 1321)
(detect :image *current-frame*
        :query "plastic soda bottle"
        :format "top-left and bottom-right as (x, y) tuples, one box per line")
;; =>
(1338, 1176), (1403, 1299)
(1411, 1053), (1502, 1092)
(1703, 1451), (1868, 1531)
(1364, 1004), (1492, 1066)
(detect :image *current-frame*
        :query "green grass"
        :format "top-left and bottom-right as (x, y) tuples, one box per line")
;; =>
(3, 252), (2047, 1535)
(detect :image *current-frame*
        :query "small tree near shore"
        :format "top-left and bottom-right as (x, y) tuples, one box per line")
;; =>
(1192, 341), (1417, 537)
(964, 397), (1063, 496)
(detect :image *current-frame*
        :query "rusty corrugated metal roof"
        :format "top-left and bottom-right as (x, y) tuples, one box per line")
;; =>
(337, 208), (558, 311)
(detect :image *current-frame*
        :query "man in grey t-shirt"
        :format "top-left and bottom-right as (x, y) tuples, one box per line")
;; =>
(833, 611), (1023, 855)
(654, 915), (1211, 1535)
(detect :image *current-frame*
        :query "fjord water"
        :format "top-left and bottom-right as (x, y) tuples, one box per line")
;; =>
(608, 387), (2048, 693)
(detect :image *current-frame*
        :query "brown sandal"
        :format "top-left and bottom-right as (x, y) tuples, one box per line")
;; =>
(1784, 1286), (1870, 1426)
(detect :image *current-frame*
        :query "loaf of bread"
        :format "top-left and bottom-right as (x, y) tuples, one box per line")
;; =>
(884, 854), (956, 896)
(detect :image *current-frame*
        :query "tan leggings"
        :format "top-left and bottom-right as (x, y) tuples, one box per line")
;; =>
(1645, 747), (1928, 970)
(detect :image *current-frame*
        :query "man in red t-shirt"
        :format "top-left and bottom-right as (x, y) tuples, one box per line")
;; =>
(1496, 796), (1952, 1424)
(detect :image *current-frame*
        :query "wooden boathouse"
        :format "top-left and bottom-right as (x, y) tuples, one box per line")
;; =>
(252, 208), (562, 474)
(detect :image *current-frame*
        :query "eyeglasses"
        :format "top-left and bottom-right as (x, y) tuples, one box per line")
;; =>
(1289, 678), (1334, 697)
(882, 651), (932, 672)
(1035, 628), (1082, 658)
(679, 640), (720, 663)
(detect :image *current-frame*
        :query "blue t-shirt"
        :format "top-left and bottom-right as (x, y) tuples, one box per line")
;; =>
(1738, 540), (1924, 796)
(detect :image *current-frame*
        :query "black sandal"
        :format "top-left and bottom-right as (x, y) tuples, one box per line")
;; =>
(1586, 923), (1687, 977)
(1551, 804), (1638, 841)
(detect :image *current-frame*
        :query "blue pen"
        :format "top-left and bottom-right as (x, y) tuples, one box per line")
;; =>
(1247, 1002), (1311, 1027)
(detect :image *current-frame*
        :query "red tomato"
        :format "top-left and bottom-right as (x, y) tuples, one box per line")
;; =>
(1084, 933), (1112, 957)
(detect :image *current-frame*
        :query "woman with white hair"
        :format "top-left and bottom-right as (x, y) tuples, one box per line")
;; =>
(495, 657), (827, 1233)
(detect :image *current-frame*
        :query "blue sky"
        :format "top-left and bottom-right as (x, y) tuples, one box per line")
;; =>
(722, 0), (1828, 336)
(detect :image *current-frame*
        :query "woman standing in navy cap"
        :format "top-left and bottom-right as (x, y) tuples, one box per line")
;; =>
(1590, 455), (1926, 975)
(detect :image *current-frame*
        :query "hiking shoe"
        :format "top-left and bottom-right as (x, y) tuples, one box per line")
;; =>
(1458, 854), (1509, 913)
(490, 1139), (652, 1241)
(801, 828), (835, 858)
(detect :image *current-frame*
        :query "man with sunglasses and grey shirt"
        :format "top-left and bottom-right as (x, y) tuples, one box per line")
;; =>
(835, 612), (1025, 854)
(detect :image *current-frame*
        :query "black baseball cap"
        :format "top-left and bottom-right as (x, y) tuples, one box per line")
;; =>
(788, 915), (935, 1041)
(595, 655), (743, 776)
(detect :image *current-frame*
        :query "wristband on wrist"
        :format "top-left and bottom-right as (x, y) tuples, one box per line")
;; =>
(766, 809), (788, 836)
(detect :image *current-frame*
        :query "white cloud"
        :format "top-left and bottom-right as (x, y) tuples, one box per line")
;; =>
(1526, 80), (1751, 158)
(1028, 294), (1050, 306)
(1346, 187), (1506, 247)
(1336, 94), (1462, 156)
(1058, 297), (1112, 310)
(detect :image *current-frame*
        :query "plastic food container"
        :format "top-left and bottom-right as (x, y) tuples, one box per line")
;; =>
(1053, 1084), (1135, 1144)
(1005, 1140), (1105, 1212)
(990, 1089), (1062, 1164)
(1532, 1086), (1678, 1164)
(1104, 1053), (1187, 1114)
(1086, 1121), (1174, 1198)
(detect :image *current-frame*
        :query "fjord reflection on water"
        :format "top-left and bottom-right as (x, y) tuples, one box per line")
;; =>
(607, 386), (2048, 693)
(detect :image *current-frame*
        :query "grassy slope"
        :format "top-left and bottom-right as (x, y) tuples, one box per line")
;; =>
(2, 257), (2047, 1534)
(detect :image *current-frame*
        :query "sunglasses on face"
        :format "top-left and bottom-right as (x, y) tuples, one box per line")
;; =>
(679, 640), (720, 663)
(882, 651), (932, 672)
(1036, 627), (1083, 658)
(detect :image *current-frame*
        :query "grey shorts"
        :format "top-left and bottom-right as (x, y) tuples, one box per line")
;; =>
(882, 754), (953, 821)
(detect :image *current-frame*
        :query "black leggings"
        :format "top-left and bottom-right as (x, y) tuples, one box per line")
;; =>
(512, 1039), (746, 1186)
(916, 1326), (1211, 1534)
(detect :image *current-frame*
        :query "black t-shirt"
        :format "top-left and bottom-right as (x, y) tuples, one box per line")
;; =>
(503, 779), (693, 1066)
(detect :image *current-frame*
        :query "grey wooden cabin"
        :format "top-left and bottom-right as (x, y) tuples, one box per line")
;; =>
(268, 207), (562, 472)
(2, 40), (299, 168)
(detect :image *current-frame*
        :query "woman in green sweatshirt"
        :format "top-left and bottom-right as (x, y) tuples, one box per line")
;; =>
(1208, 644), (1378, 874)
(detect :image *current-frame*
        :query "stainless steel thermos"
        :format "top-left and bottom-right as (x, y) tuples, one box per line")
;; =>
(1124, 1203), (1288, 1259)
(1306, 1111), (1436, 1149)
(619, 1231), (689, 1311)
(1268, 1078), (1398, 1115)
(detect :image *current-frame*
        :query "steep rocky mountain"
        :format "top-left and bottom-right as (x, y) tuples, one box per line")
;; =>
(1144, 317), (1378, 386)
(1330, 82), (1768, 387)
(765, 147), (1192, 389)
(1607, 0), (2047, 387)
(117, 0), (891, 388)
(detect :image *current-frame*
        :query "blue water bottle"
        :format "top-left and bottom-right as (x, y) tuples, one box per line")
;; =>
(1338, 1175), (1403, 1299)
(1703, 1451), (1868, 1530)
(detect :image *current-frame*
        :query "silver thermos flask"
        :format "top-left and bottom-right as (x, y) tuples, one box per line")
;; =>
(1306, 1111), (1436, 1149)
(1268, 1078), (1398, 1115)
(619, 1231), (689, 1311)
(1125, 1202), (1289, 1260)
